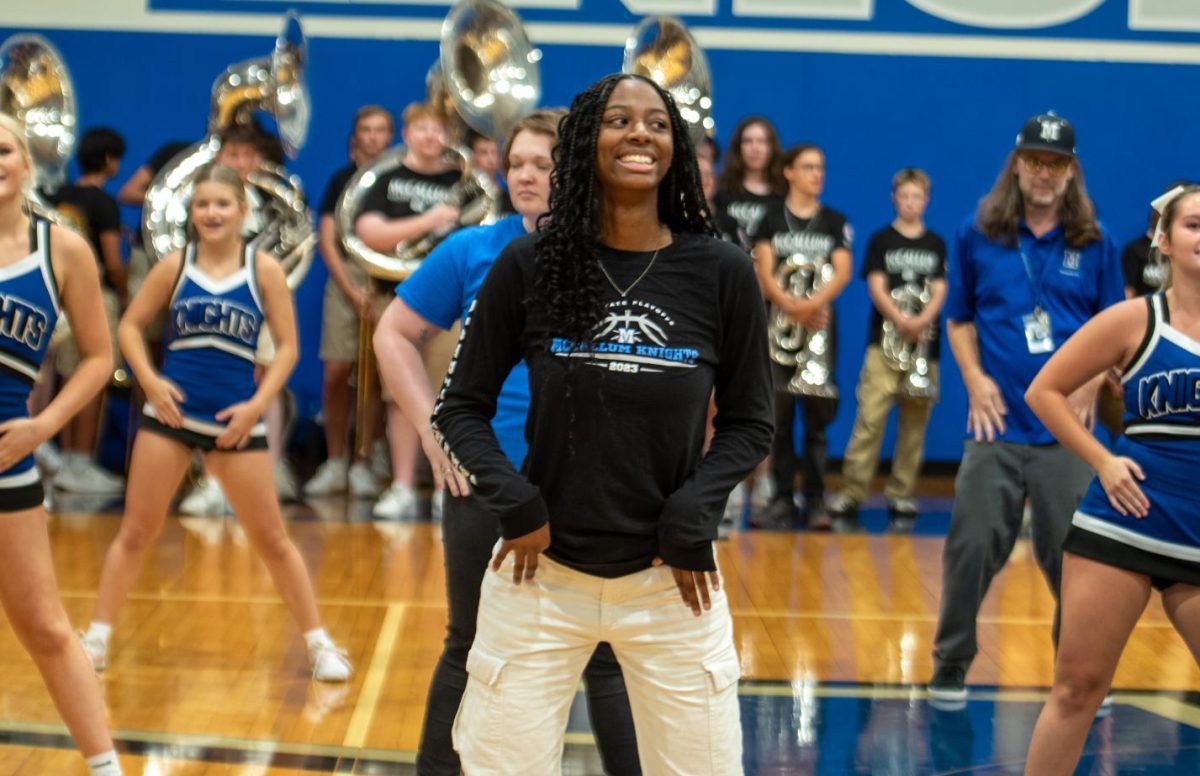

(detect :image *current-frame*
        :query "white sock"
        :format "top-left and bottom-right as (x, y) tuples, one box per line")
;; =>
(86, 621), (112, 643)
(304, 627), (333, 650)
(86, 750), (122, 775)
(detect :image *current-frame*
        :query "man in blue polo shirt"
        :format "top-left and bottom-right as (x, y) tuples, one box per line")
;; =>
(928, 113), (1123, 703)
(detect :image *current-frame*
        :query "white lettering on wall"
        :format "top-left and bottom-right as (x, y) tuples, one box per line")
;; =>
(620, 0), (717, 14)
(904, 0), (1104, 29)
(732, 0), (873, 20)
(1129, 0), (1200, 32)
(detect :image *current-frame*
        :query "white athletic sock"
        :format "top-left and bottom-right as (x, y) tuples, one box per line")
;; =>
(304, 627), (333, 650)
(86, 621), (112, 643)
(86, 750), (122, 775)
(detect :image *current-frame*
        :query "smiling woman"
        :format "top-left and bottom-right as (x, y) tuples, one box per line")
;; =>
(430, 74), (774, 774)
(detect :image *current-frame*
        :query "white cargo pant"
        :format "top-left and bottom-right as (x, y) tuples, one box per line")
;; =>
(453, 551), (744, 775)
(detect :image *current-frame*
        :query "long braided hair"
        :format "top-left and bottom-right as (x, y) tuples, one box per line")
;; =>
(534, 73), (716, 347)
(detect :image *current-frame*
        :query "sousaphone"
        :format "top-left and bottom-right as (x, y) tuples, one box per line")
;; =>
(335, 0), (541, 282)
(622, 16), (714, 145)
(142, 11), (315, 289)
(0, 33), (77, 215)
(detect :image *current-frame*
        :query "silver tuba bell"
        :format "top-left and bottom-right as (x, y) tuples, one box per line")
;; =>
(336, 0), (539, 283)
(881, 280), (938, 400)
(622, 16), (714, 145)
(770, 255), (838, 398)
(0, 33), (77, 218)
(142, 12), (315, 290)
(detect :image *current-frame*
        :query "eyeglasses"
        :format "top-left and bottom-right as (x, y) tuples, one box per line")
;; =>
(1020, 155), (1072, 175)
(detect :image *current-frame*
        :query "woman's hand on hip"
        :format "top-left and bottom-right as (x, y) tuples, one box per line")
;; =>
(654, 557), (721, 617)
(493, 523), (551, 585)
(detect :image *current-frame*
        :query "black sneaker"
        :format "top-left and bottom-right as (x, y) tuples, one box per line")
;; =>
(927, 664), (968, 704)
(752, 498), (798, 530)
(806, 503), (833, 531)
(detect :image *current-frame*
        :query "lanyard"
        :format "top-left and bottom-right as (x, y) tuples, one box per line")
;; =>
(1017, 233), (1053, 315)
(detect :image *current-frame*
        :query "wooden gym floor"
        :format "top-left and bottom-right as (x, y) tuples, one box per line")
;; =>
(0, 490), (1198, 775)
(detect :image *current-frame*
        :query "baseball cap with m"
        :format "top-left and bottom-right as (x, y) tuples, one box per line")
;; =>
(1015, 112), (1076, 158)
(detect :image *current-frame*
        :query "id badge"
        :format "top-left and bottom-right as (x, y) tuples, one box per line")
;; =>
(1022, 308), (1054, 354)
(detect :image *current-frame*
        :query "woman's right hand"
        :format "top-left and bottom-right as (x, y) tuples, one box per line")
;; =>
(145, 375), (185, 428)
(965, 372), (1007, 442)
(492, 523), (550, 585)
(1098, 454), (1149, 518)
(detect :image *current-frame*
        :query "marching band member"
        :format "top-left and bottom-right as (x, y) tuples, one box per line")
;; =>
(827, 169), (947, 533)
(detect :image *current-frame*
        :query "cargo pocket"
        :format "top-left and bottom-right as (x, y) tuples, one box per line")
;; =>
(703, 653), (744, 772)
(453, 649), (509, 760)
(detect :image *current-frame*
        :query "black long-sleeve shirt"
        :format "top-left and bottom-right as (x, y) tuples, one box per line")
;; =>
(432, 232), (774, 577)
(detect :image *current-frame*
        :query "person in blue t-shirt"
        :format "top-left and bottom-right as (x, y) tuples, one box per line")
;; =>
(927, 113), (1124, 705)
(371, 110), (640, 776)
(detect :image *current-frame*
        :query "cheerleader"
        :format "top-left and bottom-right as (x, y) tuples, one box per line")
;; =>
(0, 114), (124, 774)
(1024, 185), (1200, 773)
(79, 164), (352, 682)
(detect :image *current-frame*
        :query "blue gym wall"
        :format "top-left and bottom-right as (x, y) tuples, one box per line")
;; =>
(6, 0), (1200, 464)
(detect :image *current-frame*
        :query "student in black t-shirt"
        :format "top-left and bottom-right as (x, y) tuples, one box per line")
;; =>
(828, 169), (947, 532)
(752, 143), (853, 530)
(356, 103), (462, 522)
(304, 106), (395, 500)
(713, 115), (785, 252)
(432, 73), (772, 774)
(44, 127), (128, 496)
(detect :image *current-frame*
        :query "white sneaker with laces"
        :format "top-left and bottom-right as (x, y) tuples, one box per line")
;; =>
(372, 482), (418, 520)
(309, 642), (353, 682)
(304, 459), (348, 497)
(275, 460), (299, 502)
(179, 477), (225, 516)
(79, 631), (109, 673)
(55, 457), (124, 495)
(348, 462), (381, 499)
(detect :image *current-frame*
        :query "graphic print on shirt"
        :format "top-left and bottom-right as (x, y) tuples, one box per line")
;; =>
(549, 298), (700, 375)
(884, 247), (940, 280)
(386, 176), (455, 213)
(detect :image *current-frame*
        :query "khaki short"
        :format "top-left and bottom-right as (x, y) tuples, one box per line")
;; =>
(52, 287), (121, 376)
(318, 262), (371, 363)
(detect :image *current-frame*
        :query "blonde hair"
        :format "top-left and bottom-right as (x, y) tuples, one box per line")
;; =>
(893, 168), (931, 195)
(0, 113), (35, 202)
(187, 164), (246, 238)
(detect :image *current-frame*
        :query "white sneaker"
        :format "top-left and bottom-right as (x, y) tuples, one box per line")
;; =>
(55, 457), (124, 495)
(35, 442), (63, 475)
(309, 642), (353, 682)
(79, 631), (108, 673)
(750, 476), (775, 510)
(179, 477), (228, 516)
(372, 482), (418, 520)
(275, 460), (298, 503)
(304, 459), (348, 497)
(348, 462), (381, 498)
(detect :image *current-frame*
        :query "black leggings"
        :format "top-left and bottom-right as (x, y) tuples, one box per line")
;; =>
(417, 493), (642, 775)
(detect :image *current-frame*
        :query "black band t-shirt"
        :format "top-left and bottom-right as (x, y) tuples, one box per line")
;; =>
(361, 165), (461, 221)
(861, 225), (947, 360)
(44, 184), (121, 289)
(712, 189), (779, 252)
(319, 162), (358, 218)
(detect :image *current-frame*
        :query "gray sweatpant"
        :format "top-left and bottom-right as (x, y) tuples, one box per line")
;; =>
(933, 440), (1093, 670)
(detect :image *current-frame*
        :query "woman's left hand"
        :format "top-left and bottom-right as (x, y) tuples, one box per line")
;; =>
(214, 400), (262, 450)
(0, 417), (49, 472)
(654, 557), (721, 617)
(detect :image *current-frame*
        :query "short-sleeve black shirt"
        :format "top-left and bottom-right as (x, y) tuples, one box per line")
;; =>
(319, 162), (357, 218)
(861, 225), (947, 359)
(712, 189), (779, 252)
(44, 184), (121, 287)
(361, 165), (461, 220)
